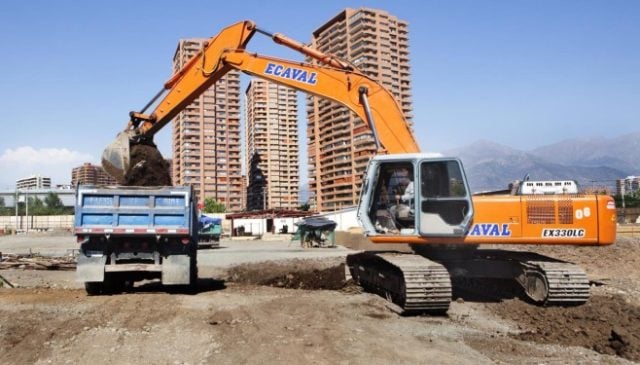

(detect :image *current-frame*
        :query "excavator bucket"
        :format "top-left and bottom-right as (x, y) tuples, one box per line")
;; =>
(101, 131), (133, 184)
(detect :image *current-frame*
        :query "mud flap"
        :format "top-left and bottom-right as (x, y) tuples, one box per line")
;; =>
(162, 255), (191, 285)
(76, 255), (107, 283)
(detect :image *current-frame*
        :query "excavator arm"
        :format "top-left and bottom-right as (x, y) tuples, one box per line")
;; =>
(102, 20), (419, 181)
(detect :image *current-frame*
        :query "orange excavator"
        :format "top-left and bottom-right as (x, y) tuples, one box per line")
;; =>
(102, 20), (616, 313)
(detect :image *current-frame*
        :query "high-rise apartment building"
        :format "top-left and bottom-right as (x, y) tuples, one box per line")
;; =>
(72, 163), (117, 186)
(617, 176), (640, 196)
(16, 175), (51, 190)
(307, 8), (412, 212)
(245, 79), (300, 210)
(172, 39), (243, 211)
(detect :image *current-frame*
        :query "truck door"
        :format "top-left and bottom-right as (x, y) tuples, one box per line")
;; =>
(417, 159), (473, 237)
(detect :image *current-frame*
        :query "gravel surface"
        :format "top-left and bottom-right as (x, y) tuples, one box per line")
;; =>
(1, 233), (639, 364)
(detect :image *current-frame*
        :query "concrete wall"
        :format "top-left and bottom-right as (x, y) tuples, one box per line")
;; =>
(227, 208), (360, 236)
(231, 217), (307, 235)
(314, 207), (360, 232)
(0, 215), (74, 230)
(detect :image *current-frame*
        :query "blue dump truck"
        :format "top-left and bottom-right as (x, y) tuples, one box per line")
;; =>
(74, 185), (197, 294)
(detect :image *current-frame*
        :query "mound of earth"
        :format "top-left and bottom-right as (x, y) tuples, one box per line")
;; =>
(226, 259), (347, 290)
(492, 295), (640, 362)
(123, 144), (172, 186)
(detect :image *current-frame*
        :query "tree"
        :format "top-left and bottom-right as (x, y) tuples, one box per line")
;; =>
(6, 193), (72, 216)
(203, 197), (226, 213)
(28, 197), (47, 215)
(298, 202), (311, 211)
(614, 193), (640, 208)
(0, 197), (9, 216)
(44, 193), (66, 214)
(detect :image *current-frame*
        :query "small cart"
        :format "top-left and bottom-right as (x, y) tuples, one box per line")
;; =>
(294, 217), (337, 248)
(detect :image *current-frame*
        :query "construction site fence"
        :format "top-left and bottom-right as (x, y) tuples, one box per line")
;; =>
(0, 213), (638, 238)
(617, 208), (640, 224)
(0, 215), (74, 232)
(617, 224), (640, 238)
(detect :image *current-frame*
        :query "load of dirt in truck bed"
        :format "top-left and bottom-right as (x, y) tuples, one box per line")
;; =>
(492, 295), (640, 362)
(122, 144), (171, 186)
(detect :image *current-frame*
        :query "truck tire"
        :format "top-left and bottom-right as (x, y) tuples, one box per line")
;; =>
(102, 273), (129, 294)
(85, 282), (102, 295)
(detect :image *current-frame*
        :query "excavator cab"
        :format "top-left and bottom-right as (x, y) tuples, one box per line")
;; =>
(358, 154), (474, 238)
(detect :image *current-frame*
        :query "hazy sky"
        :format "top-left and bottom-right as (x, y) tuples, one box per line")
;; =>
(0, 0), (638, 188)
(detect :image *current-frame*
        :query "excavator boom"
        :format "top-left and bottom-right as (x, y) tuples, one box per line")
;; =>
(102, 20), (419, 181)
(221, 51), (419, 153)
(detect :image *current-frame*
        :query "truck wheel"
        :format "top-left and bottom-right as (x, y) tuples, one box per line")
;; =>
(102, 274), (127, 294)
(85, 282), (102, 295)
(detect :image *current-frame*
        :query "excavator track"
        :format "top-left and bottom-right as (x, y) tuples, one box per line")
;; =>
(517, 260), (590, 305)
(346, 252), (452, 313)
(420, 249), (591, 306)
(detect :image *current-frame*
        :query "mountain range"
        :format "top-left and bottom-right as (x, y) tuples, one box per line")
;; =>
(444, 132), (640, 193)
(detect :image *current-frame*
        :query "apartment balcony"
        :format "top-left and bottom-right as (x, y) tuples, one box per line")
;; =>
(183, 133), (201, 141)
(320, 196), (356, 211)
(319, 143), (350, 158)
(353, 141), (376, 154)
(318, 101), (341, 119)
(320, 175), (353, 188)
(349, 18), (375, 35)
(350, 47), (377, 62)
(328, 33), (347, 47)
(319, 133), (349, 148)
(350, 27), (377, 43)
(318, 123), (348, 139)
(321, 158), (352, 172)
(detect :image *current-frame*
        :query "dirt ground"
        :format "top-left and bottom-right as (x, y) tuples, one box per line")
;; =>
(1, 235), (640, 364)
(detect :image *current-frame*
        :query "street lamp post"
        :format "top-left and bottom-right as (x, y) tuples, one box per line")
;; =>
(262, 184), (267, 211)
(621, 184), (626, 223)
(14, 190), (18, 232)
(25, 189), (29, 233)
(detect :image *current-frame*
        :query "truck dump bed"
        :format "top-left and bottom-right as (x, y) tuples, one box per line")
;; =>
(75, 185), (194, 236)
